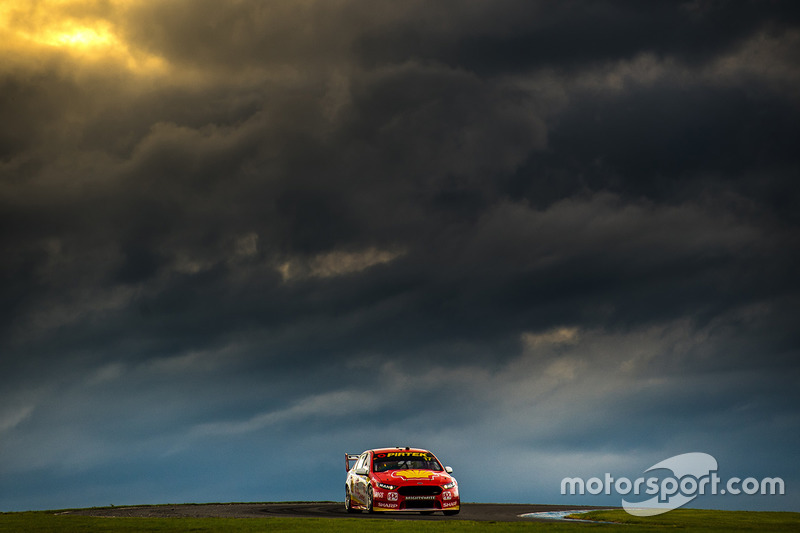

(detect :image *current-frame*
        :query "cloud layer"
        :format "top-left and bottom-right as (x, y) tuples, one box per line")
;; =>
(1, 0), (798, 512)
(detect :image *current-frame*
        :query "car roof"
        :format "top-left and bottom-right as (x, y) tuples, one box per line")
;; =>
(367, 447), (432, 455)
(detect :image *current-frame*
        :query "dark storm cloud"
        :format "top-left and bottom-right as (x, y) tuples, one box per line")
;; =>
(356, 1), (800, 74)
(118, 0), (362, 70)
(542, 81), (800, 208)
(1, 0), (798, 512)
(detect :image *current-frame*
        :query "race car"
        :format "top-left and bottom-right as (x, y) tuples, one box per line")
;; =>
(344, 447), (460, 515)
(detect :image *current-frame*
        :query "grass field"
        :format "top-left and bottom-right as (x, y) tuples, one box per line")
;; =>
(574, 509), (800, 531)
(1, 508), (798, 532)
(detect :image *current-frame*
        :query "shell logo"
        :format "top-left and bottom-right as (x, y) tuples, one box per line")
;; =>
(391, 470), (435, 480)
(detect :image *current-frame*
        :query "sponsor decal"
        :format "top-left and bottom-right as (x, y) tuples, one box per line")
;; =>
(442, 501), (459, 508)
(373, 491), (384, 499)
(387, 492), (398, 501)
(443, 491), (452, 501)
(375, 452), (434, 458)
(391, 469), (435, 480)
(404, 496), (436, 500)
(376, 502), (399, 508)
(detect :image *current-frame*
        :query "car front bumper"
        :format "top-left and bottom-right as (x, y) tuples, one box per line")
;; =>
(371, 487), (460, 512)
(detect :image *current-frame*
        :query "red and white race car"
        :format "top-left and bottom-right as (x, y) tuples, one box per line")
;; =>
(344, 447), (460, 515)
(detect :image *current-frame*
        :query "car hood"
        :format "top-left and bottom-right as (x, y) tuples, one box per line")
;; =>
(373, 469), (454, 485)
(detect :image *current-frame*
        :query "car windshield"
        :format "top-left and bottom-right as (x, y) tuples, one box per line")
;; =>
(372, 453), (443, 473)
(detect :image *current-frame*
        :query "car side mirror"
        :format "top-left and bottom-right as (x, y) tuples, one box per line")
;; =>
(355, 466), (369, 476)
(445, 466), (453, 474)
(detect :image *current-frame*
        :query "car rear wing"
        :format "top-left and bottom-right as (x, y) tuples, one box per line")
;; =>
(345, 453), (360, 471)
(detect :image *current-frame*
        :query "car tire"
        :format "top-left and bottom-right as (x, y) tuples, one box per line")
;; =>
(344, 486), (358, 513)
(443, 510), (460, 516)
(366, 486), (374, 513)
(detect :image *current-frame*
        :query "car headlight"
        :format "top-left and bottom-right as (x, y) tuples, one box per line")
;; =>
(442, 481), (456, 490)
(377, 482), (397, 490)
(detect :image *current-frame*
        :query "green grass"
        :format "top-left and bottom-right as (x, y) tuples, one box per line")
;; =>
(0, 513), (580, 532)
(573, 508), (800, 531)
(0, 508), (798, 532)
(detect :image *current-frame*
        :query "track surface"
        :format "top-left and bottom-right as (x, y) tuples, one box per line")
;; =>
(66, 502), (611, 522)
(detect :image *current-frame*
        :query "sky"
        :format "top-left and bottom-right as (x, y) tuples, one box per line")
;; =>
(1, 0), (798, 513)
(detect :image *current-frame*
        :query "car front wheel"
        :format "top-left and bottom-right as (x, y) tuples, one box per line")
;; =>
(366, 486), (374, 513)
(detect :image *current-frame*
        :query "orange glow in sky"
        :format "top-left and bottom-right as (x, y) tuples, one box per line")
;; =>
(1, 0), (165, 74)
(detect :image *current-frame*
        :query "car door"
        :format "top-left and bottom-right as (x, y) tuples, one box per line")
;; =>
(352, 452), (370, 505)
